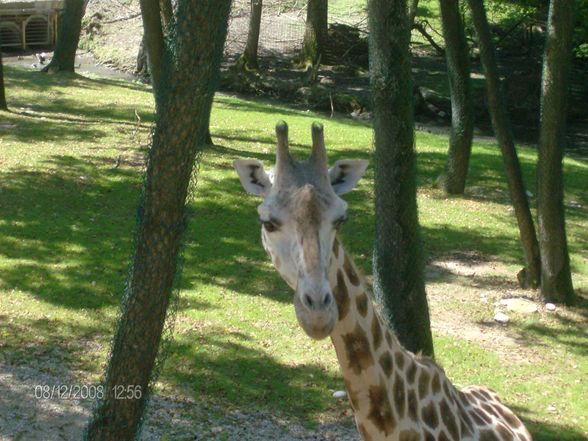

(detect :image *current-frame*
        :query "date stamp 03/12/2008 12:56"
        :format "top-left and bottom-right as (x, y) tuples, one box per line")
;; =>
(33, 384), (143, 401)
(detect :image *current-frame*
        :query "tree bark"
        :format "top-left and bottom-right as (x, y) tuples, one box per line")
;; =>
(368, 0), (434, 357)
(159, 0), (173, 29)
(300, 0), (328, 65)
(139, 0), (165, 93)
(438, 0), (474, 195)
(136, 38), (149, 79)
(42, 0), (86, 73)
(537, 0), (575, 304)
(240, 0), (263, 69)
(467, 0), (541, 289)
(0, 49), (7, 110)
(84, 1), (232, 440)
(408, 0), (419, 27)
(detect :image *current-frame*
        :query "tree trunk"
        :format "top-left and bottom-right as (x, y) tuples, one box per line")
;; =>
(136, 38), (149, 79)
(159, 0), (173, 29)
(300, 0), (328, 65)
(408, 0), (419, 27)
(537, 0), (575, 304)
(368, 0), (434, 357)
(0, 49), (7, 110)
(438, 0), (473, 195)
(467, 0), (541, 289)
(136, 0), (172, 83)
(42, 0), (86, 73)
(240, 0), (263, 69)
(83, 1), (232, 440)
(139, 0), (165, 93)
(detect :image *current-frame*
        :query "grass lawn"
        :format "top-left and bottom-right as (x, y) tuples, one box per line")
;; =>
(0, 66), (587, 440)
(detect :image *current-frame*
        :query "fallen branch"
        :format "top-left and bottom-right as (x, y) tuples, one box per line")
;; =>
(103, 12), (142, 24)
(412, 20), (445, 55)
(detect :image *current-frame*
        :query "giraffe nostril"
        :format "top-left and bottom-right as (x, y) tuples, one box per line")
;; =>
(323, 293), (333, 306)
(303, 293), (314, 309)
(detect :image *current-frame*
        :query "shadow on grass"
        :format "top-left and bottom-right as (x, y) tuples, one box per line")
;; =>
(0, 313), (113, 372)
(0, 156), (140, 309)
(506, 293), (588, 358)
(4, 66), (154, 128)
(417, 142), (588, 213)
(1, 109), (109, 144)
(5, 66), (148, 94)
(1, 138), (577, 311)
(165, 326), (343, 421)
(512, 406), (588, 441)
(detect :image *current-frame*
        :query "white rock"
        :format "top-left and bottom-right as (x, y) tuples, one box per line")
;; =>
(494, 312), (510, 324)
(332, 390), (347, 399)
(545, 303), (556, 312)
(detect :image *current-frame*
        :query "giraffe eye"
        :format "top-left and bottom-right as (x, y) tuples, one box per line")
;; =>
(334, 216), (347, 229)
(259, 218), (279, 233)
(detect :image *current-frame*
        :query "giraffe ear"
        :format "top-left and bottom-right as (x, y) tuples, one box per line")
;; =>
(329, 160), (368, 195)
(233, 159), (273, 196)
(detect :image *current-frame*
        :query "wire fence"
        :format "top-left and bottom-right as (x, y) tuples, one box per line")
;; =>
(224, 0), (368, 61)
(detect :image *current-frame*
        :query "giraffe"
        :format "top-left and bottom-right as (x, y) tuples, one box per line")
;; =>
(233, 121), (533, 441)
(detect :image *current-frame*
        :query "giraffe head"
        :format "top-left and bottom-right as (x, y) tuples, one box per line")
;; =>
(234, 121), (368, 340)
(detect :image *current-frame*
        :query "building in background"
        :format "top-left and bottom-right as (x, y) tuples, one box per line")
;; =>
(0, 0), (64, 49)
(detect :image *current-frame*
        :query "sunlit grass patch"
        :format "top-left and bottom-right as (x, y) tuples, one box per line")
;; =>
(1, 65), (587, 438)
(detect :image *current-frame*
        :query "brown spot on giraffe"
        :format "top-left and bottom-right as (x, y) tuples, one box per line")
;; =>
(418, 369), (430, 400)
(421, 401), (438, 429)
(470, 409), (487, 426)
(406, 388), (418, 422)
(458, 390), (471, 406)
(367, 377), (396, 436)
(440, 399), (459, 441)
(385, 329), (393, 347)
(342, 323), (374, 375)
(442, 379), (452, 398)
(478, 388), (493, 400)
(424, 430), (435, 441)
(378, 352), (393, 377)
(497, 406), (523, 428)
(371, 315), (382, 350)
(471, 407), (492, 425)
(480, 429), (501, 441)
(438, 431), (452, 441)
(460, 418), (474, 439)
(406, 361), (417, 384)
(394, 352), (405, 370)
(458, 406), (474, 437)
(393, 372), (406, 418)
(431, 372), (441, 394)
(343, 253), (360, 286)
(482, 402), (501, 419)
(333, 269), (350, 321)
(496, 422), (515, 441)
(398, 429), (420, 441)
(355, 292), (368, 317)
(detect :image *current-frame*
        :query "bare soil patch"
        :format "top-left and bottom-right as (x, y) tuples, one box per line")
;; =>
(426, 253), (585, 365)
(0, 364), (360, 441)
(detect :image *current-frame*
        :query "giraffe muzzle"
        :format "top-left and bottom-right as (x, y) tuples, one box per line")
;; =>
(294, 289), (338, 340)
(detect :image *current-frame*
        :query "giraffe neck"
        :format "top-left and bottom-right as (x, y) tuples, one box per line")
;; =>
(327, 239), (534, 441)
(328, 238), (419, 438)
